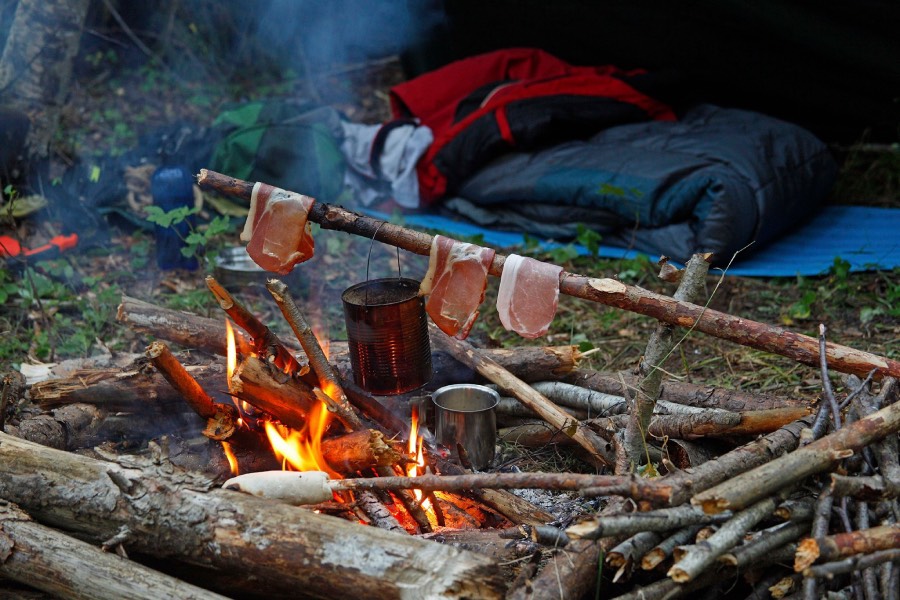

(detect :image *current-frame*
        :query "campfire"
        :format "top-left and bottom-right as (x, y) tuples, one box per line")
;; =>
(1, 171), (898, 599)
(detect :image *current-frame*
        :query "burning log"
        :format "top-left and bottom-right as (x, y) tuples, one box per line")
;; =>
(0, 431), (505, 599)
(145, 341), (238, 440)
(206, 275), (304, 374)
(198, 169), (900, 380)
(691, 393), (900, 514)
(229, 354), (315, 429)
(320, 428), (403, 473)
(0, 501), (227, 600)
(266, 279), (363, 432)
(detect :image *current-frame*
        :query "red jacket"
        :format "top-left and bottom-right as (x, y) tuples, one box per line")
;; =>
(390, 48), (677, 202)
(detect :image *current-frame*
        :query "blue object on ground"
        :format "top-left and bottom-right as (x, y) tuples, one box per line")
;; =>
(362, 205), (899, 278)
(151, 165), (199, 271)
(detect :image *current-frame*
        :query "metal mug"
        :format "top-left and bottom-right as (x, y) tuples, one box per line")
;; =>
(432, 384), (499, 470)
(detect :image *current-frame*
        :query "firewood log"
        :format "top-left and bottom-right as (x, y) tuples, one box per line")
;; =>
(0, 431), (504, 599)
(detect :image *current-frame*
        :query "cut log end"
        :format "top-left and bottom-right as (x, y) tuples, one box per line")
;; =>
(691, 495), (729, 514)
(793, 537), (820, 572)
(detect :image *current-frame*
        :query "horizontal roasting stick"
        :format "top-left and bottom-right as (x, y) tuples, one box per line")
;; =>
(197, 169), (900, 380)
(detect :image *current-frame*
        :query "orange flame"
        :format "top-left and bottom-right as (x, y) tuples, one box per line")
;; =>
(265, 398), (340, 479)
(225, 319), (236, 389)
(221, 441), (239, 475)
(407, 405), (431, 509)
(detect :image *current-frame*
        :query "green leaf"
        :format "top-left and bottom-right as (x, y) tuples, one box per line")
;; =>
(548, 244), (579, 264)
(89, 165), (101, 182)
(575, 224), (602, 257)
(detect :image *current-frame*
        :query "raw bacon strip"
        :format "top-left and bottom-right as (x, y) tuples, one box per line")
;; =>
(419, 235), (495, 339)
(496, 254), (563, 339)
(242, 182), (315, 275)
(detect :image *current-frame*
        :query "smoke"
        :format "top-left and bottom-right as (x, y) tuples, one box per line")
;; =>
(254, 0), (443, 74)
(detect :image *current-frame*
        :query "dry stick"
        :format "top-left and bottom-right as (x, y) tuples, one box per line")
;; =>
(804, 548), (900, 579)
(331, 471), (649, 496)
(691, 395), (900, 514)
(668, 494), (780, 582)
(830, 473), (900, 501)
(145, 341), (238, 440)
(794, 525), (900, 572)
(720, 520), (808, 569)
(567, 504), (733, 541)
(625, 414), (816, 509)
(856, 498), (881, 600)
(623, 253), (711, 468)
(562, 369), (810, 412)
(265, 279), (362, 432)
(205, 275), (305, 376)
(429, 324), (613, 466)
(0, 501), (228, 600)
(196, 169), (900, 380)
(641, 525), (703, 570)
(819, 324), (843, 430)
(606, 530), (664, 578)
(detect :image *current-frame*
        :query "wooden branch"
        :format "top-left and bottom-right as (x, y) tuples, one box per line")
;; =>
(692, 396), (900, 514)
(606, 530), (664, 575)
(230, 355), (316, 429)
(635, 414), (814, 508)
(829, 473), (900, 500)
(719, 520), (806, 568)
(668, 495), (778, 582)
(145, 341), (238, 440)
(794, 525), (900, 572)
(641, 525), (703, 570)
(0, 501), (227, 600)
(117, 295), (243, 357)
(29, 363), (220, 411)
(266, 279), (363, 432)
(206, 275), (304, 374)
(321, 429), (403, 473)
(356, 490), (405, 533)
(562, 369), (810, 412)
(429, 324), (613, 466)
(624, 253), (711, 467)
(802, 548), (900, 579)
(567, 505), (732, 541)
(0, 431), (505, 599)
(197, 169), (900, 380)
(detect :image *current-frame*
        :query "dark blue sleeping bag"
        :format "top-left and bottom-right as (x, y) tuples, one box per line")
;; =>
(445, 105), (837, 265)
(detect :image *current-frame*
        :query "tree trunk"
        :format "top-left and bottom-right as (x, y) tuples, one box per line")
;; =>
(0, 0), (90, 158)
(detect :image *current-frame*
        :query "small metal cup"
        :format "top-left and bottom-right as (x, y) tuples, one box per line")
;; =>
(432, 384), (498, 470)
